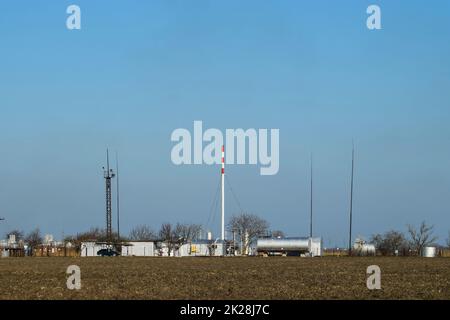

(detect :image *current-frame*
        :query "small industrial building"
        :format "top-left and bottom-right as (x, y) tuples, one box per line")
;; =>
(121, 242), (155, 257)
(80, 242), (111, 257)
(178, 240), (226, 257)
(256, 237), (323, 257)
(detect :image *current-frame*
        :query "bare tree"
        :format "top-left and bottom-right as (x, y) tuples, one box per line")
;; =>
(370, 230), (408, 256)
(228, 213), (269, 255)
(25, 228), (43, 254)
(76, 227), (107, 242)
(174, 223), (202, 243)
(66, 227), (108, 251)
(5, 229), (24, 242)
(157, 223), (203, 256)
(64, 227), (122, 253)
(129, 225), (156, 241)
(159, 223), (177, 256)
(407, 221), (438, 255)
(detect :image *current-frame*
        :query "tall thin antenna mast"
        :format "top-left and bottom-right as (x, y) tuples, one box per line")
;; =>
(103, 149), (115, 243)
(116, 151), (120, 242)
(310, 153), (313, 238)
(221, 145), (225, 241)
(348, 143), (355, 254)
(107, 149), (110, 172)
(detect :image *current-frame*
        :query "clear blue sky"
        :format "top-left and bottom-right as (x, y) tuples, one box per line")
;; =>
(0, 1), (449, 246)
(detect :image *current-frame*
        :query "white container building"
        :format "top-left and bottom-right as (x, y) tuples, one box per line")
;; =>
(121, 242), (155, 257)
(80, 242), (110, 257)
(178, 240), (226, 257)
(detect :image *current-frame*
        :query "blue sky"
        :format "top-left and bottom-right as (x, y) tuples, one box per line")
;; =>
(0, 1), (449, 246)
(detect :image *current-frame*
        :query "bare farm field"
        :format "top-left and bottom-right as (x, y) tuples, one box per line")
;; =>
(0, 257), (449, 300)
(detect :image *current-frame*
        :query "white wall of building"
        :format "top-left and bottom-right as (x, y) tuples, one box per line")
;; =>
(121, 242), (154, 257)
(80, 242), (108, 257)
(178, 241), (226, 257)
(309, 237), (323, 257)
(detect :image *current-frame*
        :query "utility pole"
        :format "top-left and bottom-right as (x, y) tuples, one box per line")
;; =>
(116, 151), (120, 242)
(221, 145), (225, 241)
(310, 153), (313, 238)
(232, 229), (236, 256)
(103, 149), (115, 244)
(348, 143), (355, 255)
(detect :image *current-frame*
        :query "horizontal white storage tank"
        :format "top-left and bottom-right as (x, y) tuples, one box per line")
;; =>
(421, 246), (436, 258)
(353, 243), (376, 255)
(257, 237), (322, 257)
(257, 238), (310, 252)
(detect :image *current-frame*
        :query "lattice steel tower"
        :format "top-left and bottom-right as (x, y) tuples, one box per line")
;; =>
(103, 149), (115, 243)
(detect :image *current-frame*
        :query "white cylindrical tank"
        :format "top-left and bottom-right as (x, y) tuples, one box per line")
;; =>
(353, 238), (376, 256)
(361, 244), (376, 255)
(421, 246), (436, 258)
(257, 238), (309, 252)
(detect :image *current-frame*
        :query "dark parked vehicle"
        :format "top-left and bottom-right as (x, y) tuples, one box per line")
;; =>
(97, 249), (120, 257)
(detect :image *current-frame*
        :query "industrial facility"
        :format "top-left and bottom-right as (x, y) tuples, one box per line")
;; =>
(2, 146), (448, 260)
(79, 239), (227, 257)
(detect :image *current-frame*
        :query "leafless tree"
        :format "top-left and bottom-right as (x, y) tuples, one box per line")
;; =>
(370, 230), (408, 256)
(228, 213), (269, 255)
(25, 228), (43, 254)
(76, 227), (107, 241)
(157, 223), (202, 256)
(66, 227), (107, 251)
(174, 223), (202, 242)
(407, 221), (438, 255)
(129, 225), (156, 241)
(64, 227), (121, 253)
(5, 229), (24, 242)
(159, 223), (177, 256)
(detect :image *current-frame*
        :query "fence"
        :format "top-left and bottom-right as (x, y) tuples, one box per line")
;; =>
(33, 246), (79, 257)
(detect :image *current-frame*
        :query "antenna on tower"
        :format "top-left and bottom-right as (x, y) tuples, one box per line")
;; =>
(103, 149), (115, 244)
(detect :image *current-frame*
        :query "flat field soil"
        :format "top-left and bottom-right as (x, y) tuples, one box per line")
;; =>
(0, 257), (449, 300)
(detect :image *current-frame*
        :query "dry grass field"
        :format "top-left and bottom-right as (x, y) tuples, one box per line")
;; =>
(0, 257), (449, 300)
